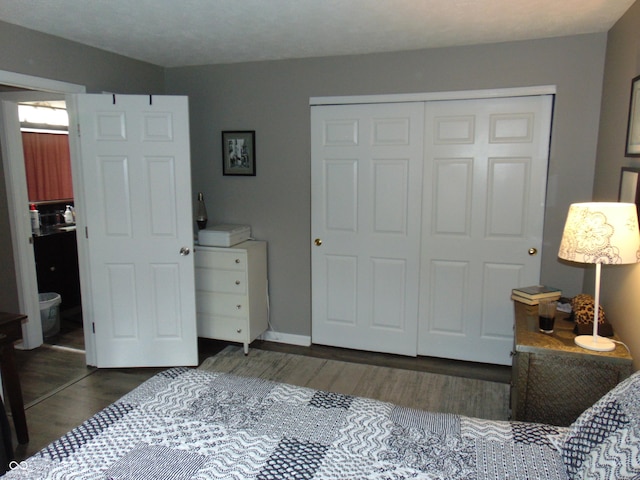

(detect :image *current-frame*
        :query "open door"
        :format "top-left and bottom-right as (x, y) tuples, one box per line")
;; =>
(67, 94), (197, 367)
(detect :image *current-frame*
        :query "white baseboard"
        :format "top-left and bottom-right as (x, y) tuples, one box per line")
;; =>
(260, 330), (311, 347)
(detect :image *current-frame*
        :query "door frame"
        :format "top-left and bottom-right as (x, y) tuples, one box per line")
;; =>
(310, 85), (557, 106)
(0, 70), (88, 355)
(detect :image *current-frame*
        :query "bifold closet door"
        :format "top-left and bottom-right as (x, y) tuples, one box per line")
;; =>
(311, 102), (424, 356)
(311, 95), (552, 364)
(418, 95), (553, 365)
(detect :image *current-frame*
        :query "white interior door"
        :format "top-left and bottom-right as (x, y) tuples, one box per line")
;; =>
(418, 95), (553, 365)
(311, 103), (424, 356)
(67, 94), (197, 367)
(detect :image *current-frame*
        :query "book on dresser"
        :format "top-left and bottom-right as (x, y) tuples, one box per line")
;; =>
(511, 285), (561, 305)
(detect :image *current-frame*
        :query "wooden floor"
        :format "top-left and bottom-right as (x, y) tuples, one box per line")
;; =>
(202, 345), (510, 420)
(7, 318), (511, 462)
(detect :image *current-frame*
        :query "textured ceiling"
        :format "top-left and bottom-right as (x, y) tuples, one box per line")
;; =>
(0, 0), (635, 68)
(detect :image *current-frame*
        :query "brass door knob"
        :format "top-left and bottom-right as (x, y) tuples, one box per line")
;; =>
(314, 238), (322, 246)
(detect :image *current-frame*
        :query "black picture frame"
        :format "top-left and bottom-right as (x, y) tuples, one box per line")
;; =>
(222, 131), (256, 176)
(625, 75), (640, 157)
(618, 167), (640, 223)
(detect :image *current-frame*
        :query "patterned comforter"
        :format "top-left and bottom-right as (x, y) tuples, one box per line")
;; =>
(4, 368), (569, 479)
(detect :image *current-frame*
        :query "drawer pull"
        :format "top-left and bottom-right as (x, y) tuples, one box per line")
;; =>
(235, 280), (241, 285)
(236, 328), (242, 334)
(235, 259), (241, 264)
(236, 305), (242, 310)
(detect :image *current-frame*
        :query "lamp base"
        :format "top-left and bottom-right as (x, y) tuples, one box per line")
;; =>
(574, 334), (616, 352)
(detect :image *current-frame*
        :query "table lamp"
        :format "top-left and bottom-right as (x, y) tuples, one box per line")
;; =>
(558, 202), (640, 351)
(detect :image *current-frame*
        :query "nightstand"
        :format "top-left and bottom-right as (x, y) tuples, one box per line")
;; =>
(511, 301), (632, 426)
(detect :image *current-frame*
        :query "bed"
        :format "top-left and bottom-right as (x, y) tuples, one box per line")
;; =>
(3, 366), (639, 479)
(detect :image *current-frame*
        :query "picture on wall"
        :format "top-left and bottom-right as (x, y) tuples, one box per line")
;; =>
(222, 131), (256, 176)
(619, 167), (640, 223)
(625, 75), (640, 157)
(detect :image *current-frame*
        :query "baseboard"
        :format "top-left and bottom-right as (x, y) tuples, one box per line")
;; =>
(260, 330), (311, 347)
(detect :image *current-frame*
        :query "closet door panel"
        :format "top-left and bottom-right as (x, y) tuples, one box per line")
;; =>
(312, 102), (424, 356)
(419, 95), (553, 365)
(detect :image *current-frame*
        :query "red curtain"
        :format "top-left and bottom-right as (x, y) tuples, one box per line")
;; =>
(22, 132), (73, 202)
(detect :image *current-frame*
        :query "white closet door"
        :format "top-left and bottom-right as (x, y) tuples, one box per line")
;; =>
(311, 103), (425, 356)
(418, 95), (553, 365)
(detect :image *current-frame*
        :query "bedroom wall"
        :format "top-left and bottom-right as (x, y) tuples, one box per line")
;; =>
(0, 20), (164, 312)
(165, 34), (607, 339)
(0, 20), (614, 351)
(592, 1), (640, 368)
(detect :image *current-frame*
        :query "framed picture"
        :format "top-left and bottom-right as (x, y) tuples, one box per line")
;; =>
(619, 167), (640, 222)
(625, 75), (640, 157)
(222, 131), (256, 176)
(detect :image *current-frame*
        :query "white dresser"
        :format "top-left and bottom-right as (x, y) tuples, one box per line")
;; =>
(194, 240), (268, 354)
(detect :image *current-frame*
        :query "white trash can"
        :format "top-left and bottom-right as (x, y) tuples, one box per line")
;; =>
(39, 292), (61, 338)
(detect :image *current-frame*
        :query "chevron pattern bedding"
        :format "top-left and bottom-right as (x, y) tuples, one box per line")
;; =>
(4, 368), (576, 479)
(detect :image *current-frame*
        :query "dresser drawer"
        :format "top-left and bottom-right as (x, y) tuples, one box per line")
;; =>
(195, 267), (247, 294)
(196, 291), (248, 318)
(195, 249), (247, 270)
(197, 314), (245, 342)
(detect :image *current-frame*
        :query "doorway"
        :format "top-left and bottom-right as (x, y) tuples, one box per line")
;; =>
(3, 71), (199, 371)
(0, 70), (88, 359)
(17, 100), (84, 353)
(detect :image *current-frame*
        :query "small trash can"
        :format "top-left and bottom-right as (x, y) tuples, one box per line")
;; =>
(39, 292), (61, 338)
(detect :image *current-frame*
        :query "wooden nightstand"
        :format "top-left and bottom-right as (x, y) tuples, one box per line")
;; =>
(511, 301), (632, 426)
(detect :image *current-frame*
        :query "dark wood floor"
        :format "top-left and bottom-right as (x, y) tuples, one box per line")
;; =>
(6, 318), (510, 462)
(252, 340), (511, 384)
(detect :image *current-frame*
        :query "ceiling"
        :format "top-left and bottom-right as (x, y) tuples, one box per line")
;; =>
(0, 0), (635, 68)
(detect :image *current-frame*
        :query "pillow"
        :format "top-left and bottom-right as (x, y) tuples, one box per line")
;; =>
(561, 371), (640, 479)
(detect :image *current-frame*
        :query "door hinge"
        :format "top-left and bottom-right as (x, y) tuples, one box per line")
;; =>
(85, 226), (89, 239)
(77, 123), (81, 137)
(92, 322), (95, 334)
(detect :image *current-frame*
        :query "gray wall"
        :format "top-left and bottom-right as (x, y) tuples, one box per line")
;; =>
(166, 34), (608, 338)
(0, 21), (164, 312)
(0, 19), (612, 346)
(593, 0), (640, 368)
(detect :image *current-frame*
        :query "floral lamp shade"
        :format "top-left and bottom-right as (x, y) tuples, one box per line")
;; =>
(558, 202), (640, 266)
(558, 202), (640, 351)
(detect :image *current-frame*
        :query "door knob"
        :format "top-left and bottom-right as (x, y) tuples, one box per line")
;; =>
(180, 247), (190, 256)
(314, 238), (322, 246)
(528, 247), (537, 255)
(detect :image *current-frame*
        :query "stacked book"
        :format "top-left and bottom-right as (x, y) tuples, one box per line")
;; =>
(511, 285), (562, 306)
